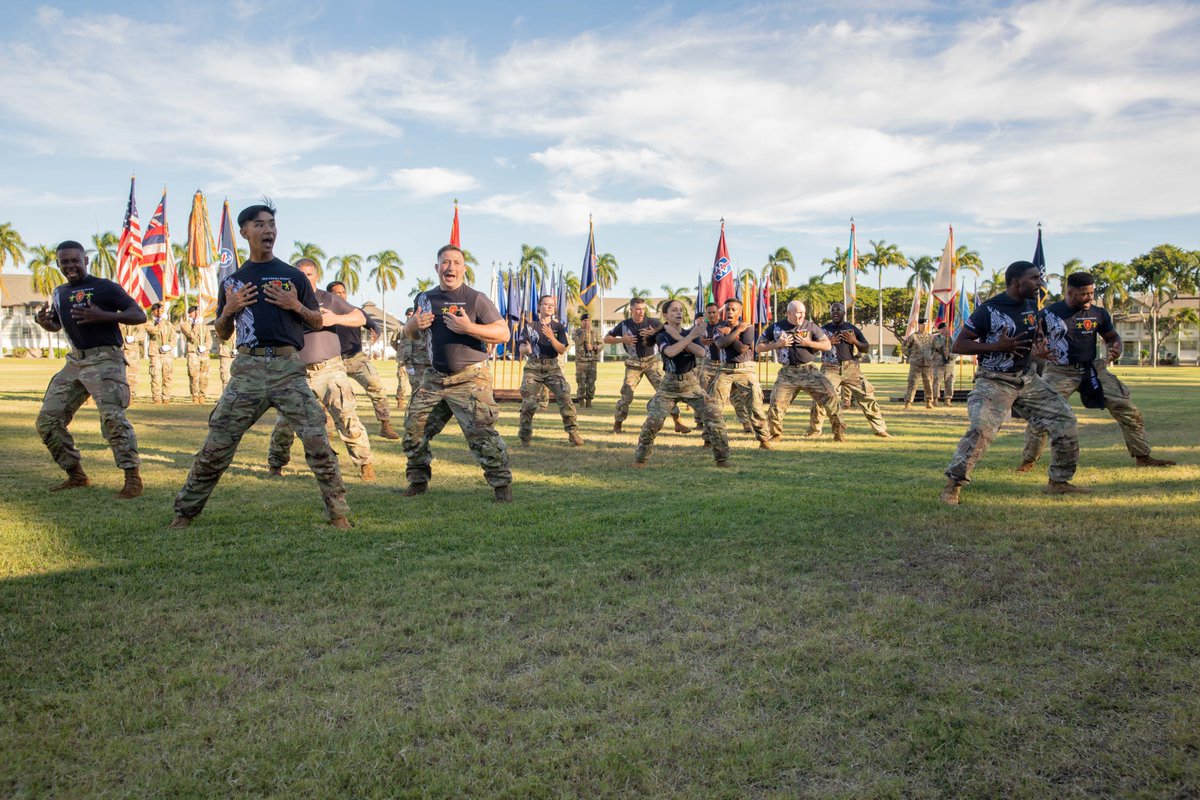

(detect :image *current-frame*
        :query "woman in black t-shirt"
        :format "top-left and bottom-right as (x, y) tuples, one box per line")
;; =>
(633, 300), (730, 467)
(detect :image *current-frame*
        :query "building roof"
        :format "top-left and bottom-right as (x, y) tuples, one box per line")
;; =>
(0, 273), (44, 307)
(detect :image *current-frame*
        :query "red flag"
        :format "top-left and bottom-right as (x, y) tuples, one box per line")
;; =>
(115, 175), (152, 307)
(141, 187), (178, 302)
(711, 219), (734, 309)
(449, 200), (461, 248)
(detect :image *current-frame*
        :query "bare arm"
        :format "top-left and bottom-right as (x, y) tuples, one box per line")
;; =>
(1100, 328), (1122, 360)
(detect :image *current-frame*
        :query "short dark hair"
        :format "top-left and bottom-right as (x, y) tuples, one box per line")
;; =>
(937, 322), (947, 330)
(326, 280), (346, 292)
(705, 302), (718, 310)
(189, 306), (199, 314)
(437, 244), (464, 261)
(1005, 260), (1038, 285)
(237, 200), (276, 227)
(538, 294), (553, 304)
(662, 298), (684, 315)
(55, 240), (85, 253)
(150, 303), (163, 312)
(918, 317), (928, 323)
(580, 308), (590, 319)
(629, 297), (647, 308)
(725, 297), (743, 307)
(1067, 272), (1096, 288)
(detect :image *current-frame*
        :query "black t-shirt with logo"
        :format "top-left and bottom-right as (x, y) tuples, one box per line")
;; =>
(702, 321), (723, 361)
(1041, 300), (1114, 366)
(821, 321), (867, 363)
(714, 321), (757, 364)
(607, 316), (662, 358)
(51, 275), (137, 350)
(964, 292), (1039, 373)
(759, 319), (826, 365)
(656, 328), (698, 375)
(519, 319), (568, 359)
(217, 258), (318, 349)
(414, 283), (502, 374)
(335, 309), (380, 357)
(298, 289), (357, 366)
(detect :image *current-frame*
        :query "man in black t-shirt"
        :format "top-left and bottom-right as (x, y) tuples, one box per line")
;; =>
(694, 301), (753, 433)
(516, 294), (583, 446)
(757, 299), (843, 442)
(328, 280), (398, 439)
(400, 244), (513, 502)
(34, 240), (146, 497)
(172, 203), (350, 529)
(941, 260), (1086, 505)
(603, 297), (690, 434)
(711, 297), (771, 446)
(1017, 271), (1174, 471)
(806, 301), (890, 437)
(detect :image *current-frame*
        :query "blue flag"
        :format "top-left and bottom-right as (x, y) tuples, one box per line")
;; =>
(506, 270), (520, 321)
(556, 267), (567, 321)
(579, 217), (598, 307)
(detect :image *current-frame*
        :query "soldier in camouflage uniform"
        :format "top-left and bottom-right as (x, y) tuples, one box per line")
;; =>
(391, 311), (414, 409)
(517, 295), (583, 445)
(571, 310), (601, 407)
(327, 281), (400, 439)
(120, 321), (146, 401)
(941, 260), (1088, 505)
(145, 303), (176, 404)
(34, 241), (145, 498)
(401, 245), (512, 502)
(171, 203), (350, 529)
(603, 297), (690, 434)
(709, 297), (772, 447)
(178, 306), (212, 403)
(694, 302), (754, 433)
(217, 335), (235, 388)
(806, 302), (890, 437)
(634, 300), (729, 466)
(903, 319), (936, 409)
(931, 322), (955, 405)
(758, 299), (844, 443)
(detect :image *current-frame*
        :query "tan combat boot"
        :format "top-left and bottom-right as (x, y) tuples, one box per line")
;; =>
(51, 465), (90, 492)
(1044, 481), (1092, 495)
(493, 485), (513, 503)
(360, 464), (376, 481)
(379, 420), (400, 440)
(568, 431), (584, 446)
(674, 417), (692, 434)
(939, 479), (961, 505)
(116, 467), (143, 499)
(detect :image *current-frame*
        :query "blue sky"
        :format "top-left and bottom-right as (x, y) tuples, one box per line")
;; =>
(2, 0), (1199, 308)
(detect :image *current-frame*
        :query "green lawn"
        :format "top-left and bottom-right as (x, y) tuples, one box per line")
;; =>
(1, 357), (1197, 798)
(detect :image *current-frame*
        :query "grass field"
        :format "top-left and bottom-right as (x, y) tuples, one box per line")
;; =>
(1, 357), (1197, 798)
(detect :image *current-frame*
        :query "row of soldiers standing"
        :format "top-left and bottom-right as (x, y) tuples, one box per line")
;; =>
(903, 320), (956, 409)
(118, 304), (234, 404)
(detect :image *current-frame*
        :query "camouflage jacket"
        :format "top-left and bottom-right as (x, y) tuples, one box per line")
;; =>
(904, 332), (936, 366)
(146, 317), (177, 357)
(178, 318), (213, 355)
(572, 324), (602, 362)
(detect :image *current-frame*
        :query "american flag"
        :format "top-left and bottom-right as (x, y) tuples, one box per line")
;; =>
(116, 175), (153, 307)
(141, 188), (178, 303)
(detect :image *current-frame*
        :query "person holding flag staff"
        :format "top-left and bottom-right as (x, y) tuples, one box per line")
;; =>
(1017, 271), (1175, 472)
(711, 297), (772, 448)
(34, 240), (146, 498)
(807, 301), (890, 438)
(940, 260), (1088, 505)
(517, 295), (584, 446)
(145, 302), (176, 404)
(903, 318), (937, 409)
(758, 300), (843, 443)
(400, 245), (513, 503)
(604, 297), (691, 435)
(571, 310), (601, 407)
(931, 322), (955, 405)
(327, 280), (400, 440)
(178, 305), (212, 404)
(171, 202), (351, 530)
(633, 299), (729, 467)
(120, 320), (146, 402)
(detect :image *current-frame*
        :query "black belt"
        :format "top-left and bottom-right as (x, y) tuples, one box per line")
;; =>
(237, 345), (298, 358)
(528, 357), (560, 363)
(68, 345), (121, 358)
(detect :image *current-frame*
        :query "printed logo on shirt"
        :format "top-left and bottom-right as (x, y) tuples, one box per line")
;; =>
(1075, 317), (1098, 333)
(1022, 311), (1037, 328)
(265, 278), (293, 292)
(441, 303), (465, 317)
(69, 289), (94, 305)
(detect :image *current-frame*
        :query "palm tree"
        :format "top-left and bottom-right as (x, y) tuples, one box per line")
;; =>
(864, 239), (906, 356)
(794, 275), (831, 319)
(0, 222), (27, 275)
(88, 231), (118, 279)
(408, 278), (435, 298)
(518, 244), (548, 285)
(328, 254), (363, 295)
(461, 248), (479, 286)
(1051, 258), (1084, 297)
(761, 246), (794, 320)
(368, 249), (404, 346)
(595, 252), (619, 292)
(28, 244), (63, 297)
(237, 247), (249, 265)
(1091, 260), (1134, 315)
(290, 241), (326, 271)
(170, 242), (197, 319)
(659, 283), (693, 316)
(820, 246), (849, 279)
(978, 267), (1006, 300)
(905, 255), (937, 291)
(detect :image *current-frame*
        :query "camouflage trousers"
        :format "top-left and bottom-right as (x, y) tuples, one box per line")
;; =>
(636, 370), (729, 464)
(36, 346), (139, 471)
(174, 353), (348, 521)
(269, 357), (373, 469)
(933, 360), (955, 404)
(615, 356), (680, 423)
(343, 351), (390, 422)
(187, 352), (210, 399)
(946, 371), (1078, 485)
(1021, 361), (1150, 462)
(696, 359), (751, 428)
(767, 363), (840, 439)
(711, 363), (769, 443)
(219, 354), (234, 387)
(149, 354), (173, 402)
(123, 351), (141, 400)
(402, 363), (511, 488)
(395, 360), (413, 405)
(808, 361), (887, 435)
(519, 359), (578, 440)
(575, 358), (598, 401)
(905, 362), (934, 405)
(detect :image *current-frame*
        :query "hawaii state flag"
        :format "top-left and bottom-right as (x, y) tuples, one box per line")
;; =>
(216, 200), (241, 284)
(141, 188), (179, 303)
(579, 216), (598, 307)
(711, 219), (734, 309)
(116, 175), (153, 306)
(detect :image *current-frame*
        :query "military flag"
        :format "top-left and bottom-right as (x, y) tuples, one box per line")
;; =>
(905, 280), (924, 339)
(1032, 223), (1047, 308)
(187, 190), (219, 319)
(216, 200), (241, 284)
(694, 272), (704, 320)
(757, 275), (771, 325)
(954, 278), (972, 338)
(579, 216), (598, 307)
(556, 267), (567, 321)
(141, 188), (178, 303)
(116, 175), (153, 307)
(711, 219), (734, 309)
(845, 220), (858, 312)
(931, 225), (957, 330)
(506, 270), (521, 321)
(450, 200), (461, 248)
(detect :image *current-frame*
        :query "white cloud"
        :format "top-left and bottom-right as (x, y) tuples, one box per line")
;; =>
(390, 168), (480, 198)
